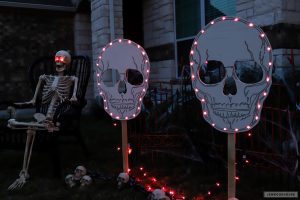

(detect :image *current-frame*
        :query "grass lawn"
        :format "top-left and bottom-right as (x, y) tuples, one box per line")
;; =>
(0, 110), (299, 200)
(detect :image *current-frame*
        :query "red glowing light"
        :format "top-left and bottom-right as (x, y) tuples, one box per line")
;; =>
(128, 147), (132, 154)
(143, 173), (147, 176)
(113, 122), (117, 127)
(208, 191), (211, 195)
(245, 160), (249, 163)
(151, 177), (157, 182)
(117, 147), (121, 151)
(140, 167), (143, 171)
(216, 182), (220, 187)
(248, 133), (252, 137)
(169, 190), (175, 195)
(235, 176), (240, 180)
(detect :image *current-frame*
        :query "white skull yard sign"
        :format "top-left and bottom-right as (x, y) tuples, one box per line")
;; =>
(190, 17), (273, 133)
(96, 39), (150, 120)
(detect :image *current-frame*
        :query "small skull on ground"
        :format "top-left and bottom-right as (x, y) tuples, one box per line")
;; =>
(149, 189), (170, 200)
(74, 165), (87, 181)
(80, 175), (92, 187)
(117, 172), (129, 189)
(65, 174), (76, 188)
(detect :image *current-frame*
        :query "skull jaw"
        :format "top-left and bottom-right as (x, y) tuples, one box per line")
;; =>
(56, 64), (67, 75)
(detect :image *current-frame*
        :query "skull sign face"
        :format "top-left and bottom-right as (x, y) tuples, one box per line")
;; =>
(190, 17), (273, 133)
(96, 39), (150, 120)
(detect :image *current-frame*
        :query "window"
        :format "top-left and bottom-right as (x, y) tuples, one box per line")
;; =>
(175, 0), (236, 78)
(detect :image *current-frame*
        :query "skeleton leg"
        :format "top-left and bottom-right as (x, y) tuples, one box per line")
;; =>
(8, 129), (36, 190)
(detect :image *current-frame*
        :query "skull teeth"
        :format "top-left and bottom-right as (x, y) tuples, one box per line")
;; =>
(212, 102), (250, 111)
(213, 110), (249, 118)
(111, 103), (134, 111)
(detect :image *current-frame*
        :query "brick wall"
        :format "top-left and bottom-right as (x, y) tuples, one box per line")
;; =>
(0, 7), (74, 102)
(143, 0), (176, 81)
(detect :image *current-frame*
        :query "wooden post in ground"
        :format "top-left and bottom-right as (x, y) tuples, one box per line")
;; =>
(121, 120), (129, 173)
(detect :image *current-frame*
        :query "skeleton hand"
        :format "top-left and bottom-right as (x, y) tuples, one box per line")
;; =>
(70, 95), (77, 102)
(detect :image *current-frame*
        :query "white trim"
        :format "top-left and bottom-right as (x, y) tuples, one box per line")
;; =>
(0, 1), (76, 12)
(109, 0), (115, 41)
(173, 0), (178, 78)
(200, 0), (205, 27)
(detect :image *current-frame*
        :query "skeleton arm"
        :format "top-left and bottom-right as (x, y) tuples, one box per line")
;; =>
(14, 75), (45, 106)
(70, 76), (78, 102)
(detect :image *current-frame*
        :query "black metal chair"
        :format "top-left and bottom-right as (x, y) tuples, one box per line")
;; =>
(0, 55), (90, 176)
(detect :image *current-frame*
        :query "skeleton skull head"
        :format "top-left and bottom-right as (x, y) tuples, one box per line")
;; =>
(190, 17), (273, 133)
(96, 39), (150, 120)
(65, 174), (76, 188)
(149, 189), (170, 200)
(80, 175), (92, 187)
(74, 165), (87, 181)
(117, 172), (129, 189)
(55, 50), (71, 73)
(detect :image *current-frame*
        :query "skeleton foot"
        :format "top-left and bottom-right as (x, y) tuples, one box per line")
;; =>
(8, 171), (28, 190)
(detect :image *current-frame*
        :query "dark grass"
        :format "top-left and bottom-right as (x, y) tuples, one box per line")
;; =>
(0, 113), (299, 200)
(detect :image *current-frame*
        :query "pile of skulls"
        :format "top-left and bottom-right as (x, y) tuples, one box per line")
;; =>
(65, 165), (92, 188)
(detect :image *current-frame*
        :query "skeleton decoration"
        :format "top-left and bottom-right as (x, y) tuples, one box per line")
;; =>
(117, 172), (129, 189)
(74, 165), (87, 181)
(190, 17), (273, 133)
(95, 39), (150, 120)
(8, 50), (78, 190)
(80, 175), (92, 187)
(149, 189), (170, 200)
(65, 174), (76, 188)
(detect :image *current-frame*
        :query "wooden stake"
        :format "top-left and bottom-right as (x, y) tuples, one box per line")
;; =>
(228, 133), (236, 199)
(121, 120), (129, 173)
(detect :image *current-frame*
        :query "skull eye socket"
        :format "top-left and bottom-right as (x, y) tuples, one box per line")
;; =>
(234, 60), (263, 84)
(102, 69), (120, 87)
(198, 60), (226, 84)
(126, 69), (143, 86)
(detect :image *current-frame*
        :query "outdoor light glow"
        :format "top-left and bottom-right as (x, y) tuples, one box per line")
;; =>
(100, 92), (103, 95)
(205, 60), (208, 64)
(139, 98), (142, 101)
(146, 69), (150, 73)
(102, 47), (106, 51)
(266, 77), (270, 82)
(247, 125), (251, 129)
(125, 117), (128, 120)
(194, 88), (199, 92)
(96, 73), (100, 77)
(216, 182), (220, 187)
(145, 79), (148, 82)
(260, 33), (265, 38)
(223, 128), (227, 131)
(190, 62), (194, 66)
(255, 116), (259, 120)
(137, 45), (140, 48)
(222, 16), (226, 20)
(235, 176), (240, 180)
(210, 21), (214, 25)
(257, 103), (261, 109)
(110, 112), (113, 116)
(235, 128), (239, 132)
(201, 98), (205, 102)
(143, 88), (146, 92)
(104, 99), (107, 102)
(140, 167), (143, 171)
(245, 160), (249, 163)
(128, 40), (132, 44)
(96, 63), (99, 66)
(145, 60), (148, 63)
(203, 111), (207, 115)
(263, 92), (267, 96)
(118, 39), (122, 42)
(208, 191), (211, 195)
(99, 56), (102, 59)
(97, 83), (100, 86)
(116, 116), (120, 119)
(138, 107), (141, 110)
(201, 29), (205, 33)
(133, 114), (136, 117)
(194, 41), (198, 45)
(249, 23), (254, 27)
(109, 42), (112, 46)
(212, 123), (215, 127)
(105, 107), (108, 110)
(248, 133), (252, 137)
(234, 17), (239, 21)
(267, 47), (271, 51)
(142, 51), (145, 55)
(190, 50), (194, 55)
(268, 62), (272, 66)
(191, 74), (195, 79)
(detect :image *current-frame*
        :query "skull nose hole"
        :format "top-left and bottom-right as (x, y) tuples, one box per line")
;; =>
(118, 80), (127, 94)
(223, 77), (237, 95)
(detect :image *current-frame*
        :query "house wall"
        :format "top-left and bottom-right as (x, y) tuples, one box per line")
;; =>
(0, 7), (74, 102)
(143, 0), (176, 81)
